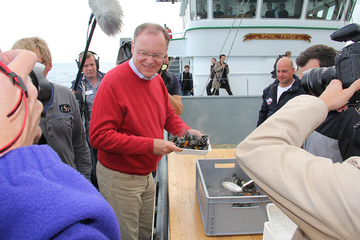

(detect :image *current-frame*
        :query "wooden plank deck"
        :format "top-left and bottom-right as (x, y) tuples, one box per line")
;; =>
(168, 146), (263, 240)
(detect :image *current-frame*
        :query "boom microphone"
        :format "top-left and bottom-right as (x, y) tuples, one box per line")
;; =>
(88, 0), (123, 36)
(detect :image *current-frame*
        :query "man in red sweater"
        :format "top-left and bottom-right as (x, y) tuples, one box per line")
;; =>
(89, 23), (202, 240)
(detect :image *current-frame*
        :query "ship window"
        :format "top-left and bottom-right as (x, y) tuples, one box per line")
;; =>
(306, 0), (347, 20)
(194, 0), (208, 20)
(211, 0), (259, 19)
(345, 0), (356, 21)
(261, 0), (303, 18)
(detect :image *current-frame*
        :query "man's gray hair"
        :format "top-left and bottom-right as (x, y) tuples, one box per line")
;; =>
(133, 23), (170, 48)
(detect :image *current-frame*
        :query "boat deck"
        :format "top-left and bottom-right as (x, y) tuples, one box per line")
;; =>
(168, 145), (263, 240)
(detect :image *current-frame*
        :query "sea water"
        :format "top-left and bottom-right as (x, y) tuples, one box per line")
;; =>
(47, 62), (117, 87)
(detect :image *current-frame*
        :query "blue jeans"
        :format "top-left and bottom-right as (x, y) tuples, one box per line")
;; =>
(180, 90), (191, 96)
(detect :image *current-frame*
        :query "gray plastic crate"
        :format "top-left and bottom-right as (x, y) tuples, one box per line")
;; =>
(196, 158), (271, 236)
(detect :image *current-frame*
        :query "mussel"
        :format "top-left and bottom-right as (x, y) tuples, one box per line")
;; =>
(170, 133), (209, 150)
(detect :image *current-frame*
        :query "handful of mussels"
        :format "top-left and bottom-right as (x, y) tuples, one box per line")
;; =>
(170, 132), (209, 150)
(231, 173), (260, 196)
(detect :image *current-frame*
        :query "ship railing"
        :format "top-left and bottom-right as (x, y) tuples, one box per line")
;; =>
(153, 131), (169, 240)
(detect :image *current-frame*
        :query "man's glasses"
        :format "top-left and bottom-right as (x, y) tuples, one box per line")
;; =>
(136, 51), (166, 60)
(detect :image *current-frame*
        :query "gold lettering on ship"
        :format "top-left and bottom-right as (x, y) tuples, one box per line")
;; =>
(243, 33), (311, 42)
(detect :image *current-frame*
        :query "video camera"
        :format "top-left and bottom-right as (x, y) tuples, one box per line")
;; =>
(29, 63), (51, 107)
(301, 23), (360, 103)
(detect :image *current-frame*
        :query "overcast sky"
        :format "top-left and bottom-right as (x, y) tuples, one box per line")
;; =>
(1, 0), (182, 63)
(1, 0), (360, 63)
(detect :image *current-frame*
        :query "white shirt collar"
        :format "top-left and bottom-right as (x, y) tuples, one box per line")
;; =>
(129, 58), (157, 80)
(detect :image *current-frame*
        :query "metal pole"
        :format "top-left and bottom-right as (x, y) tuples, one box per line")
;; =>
(72, 18), (97, 91)
(154, 131), (169, 240)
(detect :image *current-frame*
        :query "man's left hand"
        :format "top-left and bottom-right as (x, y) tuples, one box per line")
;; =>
(186, 129), (202, 138)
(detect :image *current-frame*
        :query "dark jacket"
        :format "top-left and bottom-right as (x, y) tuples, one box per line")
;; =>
(265, 9), (276, 18)
(257, 75), (305, 126)
(40, 83), (91, 180)
(179, 72), (194, 92)
(303, 105), (360, 162)
(161, 70), (181, 96)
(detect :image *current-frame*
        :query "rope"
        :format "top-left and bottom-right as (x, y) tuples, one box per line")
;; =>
(208, 0), (249, 95)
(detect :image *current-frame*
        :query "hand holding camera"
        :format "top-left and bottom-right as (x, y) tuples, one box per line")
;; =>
(301, 23), (360, 103)
(319, 79), (360, 112)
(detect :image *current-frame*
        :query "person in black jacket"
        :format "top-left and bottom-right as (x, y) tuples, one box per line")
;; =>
(278, 3), (289, 18)
(159, 54), (183, 115)
(179, 65), (194, 96)
(257, 57), (305, 126)
(298, 44), (360, 163)
(265, 2), (277, 18)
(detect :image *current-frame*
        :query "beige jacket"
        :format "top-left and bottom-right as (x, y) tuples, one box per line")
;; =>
(212, 61), (229, 89)
(236, 95), (360, 240)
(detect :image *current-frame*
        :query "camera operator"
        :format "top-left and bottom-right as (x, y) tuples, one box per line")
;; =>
(236, 78), (360, 239)
(298, 43), (360, 162)
(71, 51), (105, 188)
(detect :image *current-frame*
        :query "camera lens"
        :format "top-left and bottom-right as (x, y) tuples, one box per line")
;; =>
(301, 66), (336, 97)
(29, 64), (52, 106)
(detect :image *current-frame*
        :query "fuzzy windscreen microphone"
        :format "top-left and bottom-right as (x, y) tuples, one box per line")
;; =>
(88, 0), (123, 36)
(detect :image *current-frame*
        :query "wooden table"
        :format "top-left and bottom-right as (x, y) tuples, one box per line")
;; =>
(168, 146), (263, 240)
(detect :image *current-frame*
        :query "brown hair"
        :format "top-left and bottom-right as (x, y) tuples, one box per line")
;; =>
(78, 51), (96, 63)
(296, 44), (337, 68)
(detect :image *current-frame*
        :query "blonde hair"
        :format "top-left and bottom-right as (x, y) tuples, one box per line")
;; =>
(12, 36), (52, 64)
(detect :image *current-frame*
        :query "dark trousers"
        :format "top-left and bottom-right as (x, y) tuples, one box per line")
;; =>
(206, 80), (213, 95)
(87, 137), (99, 189)
(211, 81), (233, 95)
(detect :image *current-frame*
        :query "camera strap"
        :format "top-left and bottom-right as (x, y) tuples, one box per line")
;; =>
(0, 60), (28, 154)
(0, 61), (28, 98)
(344, 104), (360, 160)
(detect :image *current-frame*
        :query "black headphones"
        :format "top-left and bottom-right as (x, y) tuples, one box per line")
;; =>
(75, 51), (100, 71)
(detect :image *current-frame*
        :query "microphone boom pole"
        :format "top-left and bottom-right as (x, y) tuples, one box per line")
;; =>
(72, 18), (97, 91)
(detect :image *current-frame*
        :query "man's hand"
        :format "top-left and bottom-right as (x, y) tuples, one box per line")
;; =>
(153, 139), (183, 156)
(186, 129), (203, 138)
(319, 79), (360, 112)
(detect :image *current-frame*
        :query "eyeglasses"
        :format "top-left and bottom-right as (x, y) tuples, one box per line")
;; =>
(136, 50), (166, 60)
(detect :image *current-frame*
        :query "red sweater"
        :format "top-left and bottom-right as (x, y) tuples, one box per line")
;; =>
(89, 61), (190, 175)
